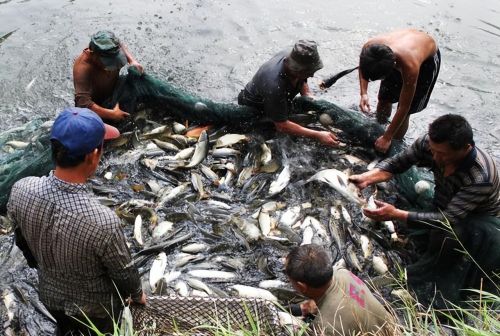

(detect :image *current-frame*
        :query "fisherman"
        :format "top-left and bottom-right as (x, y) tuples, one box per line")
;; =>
(238, 40), (339, 147)
(284, 244), (397, 335)
(7, 107), (146, 335)
(73, 30), (144, 121)
(349, 114), (500, 303)
(358, 29), (440, 153)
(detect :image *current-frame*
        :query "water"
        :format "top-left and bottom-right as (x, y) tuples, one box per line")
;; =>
(0, 0), (499, 159)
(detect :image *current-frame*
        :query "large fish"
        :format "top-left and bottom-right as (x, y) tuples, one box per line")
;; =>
(149, 252), (167, 291)
(185, 130), (209, 168)
(268, 164), (291, 196)
(229, 284), (278, 302)
(187, 270), (237, 280)
(305, 169), (365, 205)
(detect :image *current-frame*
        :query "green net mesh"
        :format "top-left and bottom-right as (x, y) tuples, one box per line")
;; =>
(0, 119), (53, 212)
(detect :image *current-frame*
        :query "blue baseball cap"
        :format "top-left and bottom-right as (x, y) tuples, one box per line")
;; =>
(50, 107), (120, 156)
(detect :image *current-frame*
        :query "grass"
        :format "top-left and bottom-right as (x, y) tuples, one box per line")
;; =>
(78, 216), (499, 335)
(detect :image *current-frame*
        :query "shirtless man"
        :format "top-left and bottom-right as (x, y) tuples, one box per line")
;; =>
(358, 29), (440, 153)
(73, 30), (143, 121)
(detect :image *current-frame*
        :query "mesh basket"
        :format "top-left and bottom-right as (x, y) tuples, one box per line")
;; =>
(130, 295), (285, 335)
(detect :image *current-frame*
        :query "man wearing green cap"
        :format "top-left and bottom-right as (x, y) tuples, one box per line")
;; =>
(238, 40), (339, 147)
(73, 30), (143, 121)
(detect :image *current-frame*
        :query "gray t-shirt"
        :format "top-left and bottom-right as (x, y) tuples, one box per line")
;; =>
(241, 50), (305, 122)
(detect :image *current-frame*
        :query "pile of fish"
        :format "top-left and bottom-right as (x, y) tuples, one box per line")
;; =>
(1, 113), (418, 332)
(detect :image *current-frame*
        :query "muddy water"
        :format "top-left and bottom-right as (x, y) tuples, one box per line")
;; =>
(1, 0), (499, 334)
(0, 0), (499, 158)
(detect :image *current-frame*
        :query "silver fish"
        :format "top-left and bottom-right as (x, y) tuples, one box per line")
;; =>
(215, 134), (247, 148)
(174, 147), (195, 160)
(185, 130), (209, 168)
(200, 164), (220, 186)
(191, 172), (208, 199)
(260, 143), (272, 166)
(175, 281), (189, 297)
(187, 278), (212, 295)
(173, 121), (187, 134)
(212, 148), (241, 158)
(346, 244), (363, 272)
(187, 270), (237, 280)
(133, 215), (143, 246)
(156, 183), (189, 209)
(258, 279), (286, 289)
(229, 285), (277, 302)
(258, 210), (271, 236)
(152, 220), (174, 239)
(328, 207), (346, 252)
(306, 169), (365, 205)
(149, 252), (167, 291)
(360, 235), (373, 258)
(372, 255), (389, 275)
(181, 243), (209, 253)
(268, 164), (291, 196)
(279, 206), (301, 227)
(301, 226), (314, 245)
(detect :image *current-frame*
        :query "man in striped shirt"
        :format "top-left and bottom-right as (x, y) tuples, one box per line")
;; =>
(350, 114), (499, 302)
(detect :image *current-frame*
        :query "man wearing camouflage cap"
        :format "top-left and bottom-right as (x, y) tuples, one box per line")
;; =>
(73, 30), (143, 121)
(238, 40), (339, 147)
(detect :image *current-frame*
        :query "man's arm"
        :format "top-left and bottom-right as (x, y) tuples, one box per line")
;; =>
(100, 225), (144, 304)
(274, 120), (339, 147)
(300, 82), (313, 98)
(120, 43), (143, 73)
(408, 183), (493, 226)
(73, 62), (129, 121)
(375, 65), (419, 152)
(358, 68), (371, 113)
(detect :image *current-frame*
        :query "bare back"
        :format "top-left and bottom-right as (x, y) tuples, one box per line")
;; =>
(365, 29), (437, 69)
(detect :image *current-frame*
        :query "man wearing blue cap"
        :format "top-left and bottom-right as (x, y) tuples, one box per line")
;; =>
(7, 107), (146, 335)
(74, 31), (143, 121)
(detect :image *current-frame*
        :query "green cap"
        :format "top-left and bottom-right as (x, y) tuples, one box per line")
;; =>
(89, 31), (127, 71)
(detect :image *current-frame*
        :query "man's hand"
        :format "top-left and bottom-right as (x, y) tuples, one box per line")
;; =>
(374, 135), (392, 153)
(129, 60), (144, 74)
(319, 81), (327, 90)
(363, 199), (407, 222)
(300, 299), (318, 316)
(349, 173), (372, 190)
(359, 94), (371, 113)
(111, 103), (130, 121)
(317, 131), (339, 147)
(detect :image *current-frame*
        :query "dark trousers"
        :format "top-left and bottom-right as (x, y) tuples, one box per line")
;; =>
(49, 310), (116, 336)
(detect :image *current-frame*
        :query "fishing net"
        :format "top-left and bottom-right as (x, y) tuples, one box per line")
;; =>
(0, 119), (53, 213)
(0, 67), (430, 212)
(130, 295), (285, 335)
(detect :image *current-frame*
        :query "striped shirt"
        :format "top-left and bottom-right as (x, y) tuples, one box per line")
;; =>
(7, 172), (142, 318)
(376, 135), (500, 225)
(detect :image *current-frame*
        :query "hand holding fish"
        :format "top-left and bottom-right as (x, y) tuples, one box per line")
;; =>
(349, 168), (393, 190)
(363, 199), (408, 221)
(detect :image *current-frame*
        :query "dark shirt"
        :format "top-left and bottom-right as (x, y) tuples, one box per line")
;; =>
(376, 135), (500, 225)
(73, 48), (120, 109)
(241, 50), (305, 122)
(7, 172), (142, 318)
